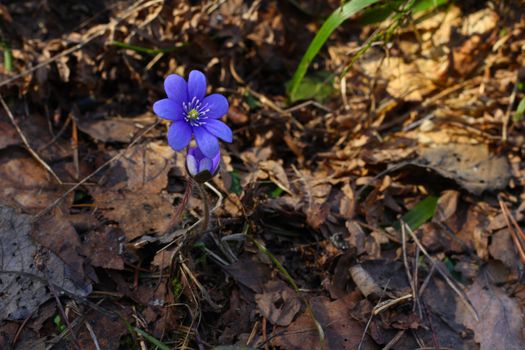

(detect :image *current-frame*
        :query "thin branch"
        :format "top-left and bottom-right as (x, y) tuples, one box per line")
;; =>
(0, 94), (63, 184)
(34, 120), (159, 220)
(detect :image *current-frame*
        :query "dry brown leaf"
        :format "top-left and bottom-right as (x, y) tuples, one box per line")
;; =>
(93, 191), (174, 241)
(98, 142), (175, 193)
(361, 56), (447, 101)
(0, 206), (91, 322)
(0, 149), (70, 212)
(80, 227), (125, 270)
(222, 256), (272, 294)
(456, 273), (525, 350)
(32, 211), (86, 281)
(255, 280), (301, 326)
(418, 144), (511, 195)
(272, 294), (376, 350)
(489, 229), (521, 270)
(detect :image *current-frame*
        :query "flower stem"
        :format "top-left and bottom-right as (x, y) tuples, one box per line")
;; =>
(164, 177), (193, 235)
(196, 181), (210, 233)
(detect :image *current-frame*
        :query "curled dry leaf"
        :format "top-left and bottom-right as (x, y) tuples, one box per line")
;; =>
(418, 143), (511, 195)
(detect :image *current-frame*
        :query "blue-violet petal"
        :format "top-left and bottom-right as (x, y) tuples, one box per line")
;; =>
(153, 98), (184, 120)
(204, 119), (233, 143)
(167, 120), (192, 151)
(188, 70), (207, 101)
(202, 94), (229, 119)
(164, 74), (188, 104)
(194, 127), (220, 157)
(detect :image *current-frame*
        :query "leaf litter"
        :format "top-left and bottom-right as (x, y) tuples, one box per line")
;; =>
(0, 0), (524, 349)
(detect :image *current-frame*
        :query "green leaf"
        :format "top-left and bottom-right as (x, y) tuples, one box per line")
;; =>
(399, 195), (438, 230)
(229, 170), (242, 195)
(133, 328), (171, 350)
(513, 98), (525, 122)
(287, 0), (380, 101)
(287, 72), (335, 102)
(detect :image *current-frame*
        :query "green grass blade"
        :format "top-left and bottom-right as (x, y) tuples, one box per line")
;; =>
(110, 40), (185, 55)
(400, 195), (438, 230)
(513, 98), (525, 122)
(287, 0), (380, 101)
(0, 41), (12, 72)
(134, 327), (171, 350)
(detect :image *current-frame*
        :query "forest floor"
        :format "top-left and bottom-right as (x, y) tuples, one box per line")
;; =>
(0, 0), (524, 349)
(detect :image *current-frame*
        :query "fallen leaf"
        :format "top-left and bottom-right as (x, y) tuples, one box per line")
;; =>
(78, 114), (155, 143)
(272, 294), (376, 350)
(418, 144), (511, 195)
(222, 256), (272, 294)
(489, 229), (520, 271)
(456, 273), (525, 350)
(255, 280), (301, 326)
(92, 191), (174, 241)
(80, 227), (125, 270)
(32, 211), (86, 283)
(0, 206), (91, 321)
(0, 148), (70, 212)
(98, 142), (175, 193)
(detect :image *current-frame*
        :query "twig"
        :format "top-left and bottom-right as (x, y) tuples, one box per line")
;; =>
(11, 310), (35, 347)
(0, 94), (63, 184)
(498, 198), (525, 264)
(401, 222), (479, 321)
(401, 222), (417, 312)
(382, 330), (405, 350)
(372, 294), (412, 315)
(502, 71), (519, 142)
(34, 120), (160, 220)
(84, 321), (102, 350)
(48, 282), (81, 350)
(358, 279), (392, 350)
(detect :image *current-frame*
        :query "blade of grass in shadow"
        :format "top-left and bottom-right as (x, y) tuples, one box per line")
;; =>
(0, 41), (12, 72)
(396, 195), (438, 231)
(244, 225), (325, 347)
(110, 40), (186, 55)
(360, 0), (447, 24)
(133, 327), (171, 350)
(287, 0), (380, 102)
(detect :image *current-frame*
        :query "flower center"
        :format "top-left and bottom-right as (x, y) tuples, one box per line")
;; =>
(187, 109), (199, 120)
(182, 96), (211, 127)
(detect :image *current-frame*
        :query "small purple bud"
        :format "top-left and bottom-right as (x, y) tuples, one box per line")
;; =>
(186, 146), (220, 183)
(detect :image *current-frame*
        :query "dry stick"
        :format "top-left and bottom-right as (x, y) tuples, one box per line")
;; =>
(502, 71), (519, 142)
(357, 279), (392, 350)
(382, 330), (405, 350)
(11, 310), (35, 347)
(401, 222), (479, 321)
(498, 198), (525, 264)
(401, 222), (417, 313)
(0, 94), (63, 184)
(84, 321), (102, 350)
(48, 282), (81, 350)
(34, 120), (160, 220)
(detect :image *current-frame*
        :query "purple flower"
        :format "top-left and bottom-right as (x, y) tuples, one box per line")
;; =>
(186, 146), (220, 183)
(153, 70), (232, 157)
